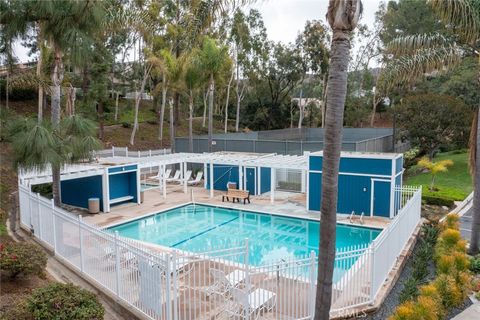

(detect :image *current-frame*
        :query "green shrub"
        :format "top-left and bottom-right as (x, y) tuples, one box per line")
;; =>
(0, 242), (47, 279)
(469, 255), (480, 274)
(31, 183), (53, 199)
(26, 283), (105, 320)
(422, 194), (454, 207)
(121, 122), (131, 128)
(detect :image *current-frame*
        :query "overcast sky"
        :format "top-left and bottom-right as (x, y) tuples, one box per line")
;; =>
(12, 0), (383, 63)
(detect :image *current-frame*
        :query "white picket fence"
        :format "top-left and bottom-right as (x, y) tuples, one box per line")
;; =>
(17, 183), (421, 319)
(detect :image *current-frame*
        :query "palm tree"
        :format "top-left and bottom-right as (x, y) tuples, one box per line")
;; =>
(314, 1), (362, 320)
(184, 52), (204, 153)
(198, 37), (231, 152)
(378, 0), (480, 253)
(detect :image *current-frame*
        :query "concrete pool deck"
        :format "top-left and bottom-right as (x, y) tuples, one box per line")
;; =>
(82, 185), (390, 230)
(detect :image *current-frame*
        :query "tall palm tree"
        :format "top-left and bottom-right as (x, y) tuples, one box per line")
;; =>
(198, 37), (231, 152)
(378, 0), (480, 253)
(314, 1), (362, 320)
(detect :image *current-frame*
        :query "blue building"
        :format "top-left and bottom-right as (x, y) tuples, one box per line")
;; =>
(307, 152), (403, 218)
(60, 164), (140, 212)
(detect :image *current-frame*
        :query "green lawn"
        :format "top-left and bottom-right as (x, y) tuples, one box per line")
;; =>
(404, 150), (472, 201)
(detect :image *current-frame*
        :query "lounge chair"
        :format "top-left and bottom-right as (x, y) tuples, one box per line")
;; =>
(207, 268), (246, 296)
(225, 287), (276, 319)
(145, 169), (171, 182)
(166, 170), (181, 182)
(170, 170), (192, 184)
(187, 171), (203, 185)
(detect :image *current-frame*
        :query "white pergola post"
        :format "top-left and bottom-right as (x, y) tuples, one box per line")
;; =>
(238, 165), (243, 190)
(203, 163), (208, 188)
(183, 161), (188, 194)
(270, 168), (276, 203)
(162, 164), (167, 199)
(180, 162), (184, 181)
(209, 162), (214, 198)
(158, 165), (162, 192)
(301, 169), (306, 193)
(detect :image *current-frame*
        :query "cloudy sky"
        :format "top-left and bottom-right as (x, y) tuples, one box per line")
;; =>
(12, 0), (383, 63)
(251, 0), (381, 45)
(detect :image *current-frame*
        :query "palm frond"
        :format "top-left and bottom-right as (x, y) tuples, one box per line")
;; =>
(377, 45), (462, 94)
(429, 0), (480, 44)
(8, 71), (52, 95)
(387, 33), (453, 57)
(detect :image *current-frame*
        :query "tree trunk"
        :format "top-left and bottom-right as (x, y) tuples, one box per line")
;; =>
(114, 91), (119, 121)
(224, 67), (235, 133)
(322, 73), (328, 128)
(36, 35), (43, 123)
(98, 101), (104, 141)
(159, 73), (167, 144)
(169, 97), (175, 152)
(314, 29), (352, 320)
(51, 45), (64, 206)
(189, 91), (194, 153)
(130, 65), (151, 145)
(208, 75), (214, 152)
(5, 69), (9, 110)
(81, 65), (89, 99)
(471, 106), (480, 254)
(370, 91), (378, 127)
(298, 89), (304, 128)
(235, 54), (241, 132)
(203, 87), (208, 128)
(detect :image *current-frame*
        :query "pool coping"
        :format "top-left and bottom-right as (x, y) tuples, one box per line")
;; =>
(102, 201), (385, 232)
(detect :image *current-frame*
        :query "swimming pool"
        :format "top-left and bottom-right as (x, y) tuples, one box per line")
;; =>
(108, 204), (380, 270)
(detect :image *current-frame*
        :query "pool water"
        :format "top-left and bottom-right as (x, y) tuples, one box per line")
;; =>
(108, 204), (381, 272)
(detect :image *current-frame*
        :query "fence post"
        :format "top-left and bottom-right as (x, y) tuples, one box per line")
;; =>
(51, 199), (57, 253)
(112, 146), (114, 157)
(309, 250), (316, 317)
(78, 216), (84, 272)
(114, 231), (121, 297)
(171, 251), (178, 320)
(165, 252), (172, 320)
(36, 193), (42, 240)
(369, 243), (376, 302)
(149, 149), (152, 157)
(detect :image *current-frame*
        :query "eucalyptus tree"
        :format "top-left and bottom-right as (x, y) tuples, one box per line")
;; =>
(198, 37), (231, 152)
(315, 1), (362, 320)
(378, 0), (480, 253)
(184, 52), (204, 152)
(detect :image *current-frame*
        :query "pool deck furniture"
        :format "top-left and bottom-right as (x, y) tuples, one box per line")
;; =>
(166, 170), (181, 183)
(146, 168), (172, 183)
(171, 170), (192, 184)
(207, 268), (247, 296)
(222, 189), (251, 204)
(187, 171), (204, 186)
(225, 287), (276, 319)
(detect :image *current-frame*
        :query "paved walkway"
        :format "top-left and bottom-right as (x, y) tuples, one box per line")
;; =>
(452, 301), (480, 319)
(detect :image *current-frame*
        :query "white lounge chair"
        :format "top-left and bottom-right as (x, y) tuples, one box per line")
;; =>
(225, 287), (276, 319)
(166, 170), (181, 182)
(187, 171), (203, 185)
(145, 169), (171, 182)
(170, 170), (192, 184)
(207, 268), (246, 296)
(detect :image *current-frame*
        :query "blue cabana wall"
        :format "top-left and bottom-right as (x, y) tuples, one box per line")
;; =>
(206, 165), (240, 191)
(308, 152), (403, 218)
(61, 175), (103, 210)
(107, 165), (138, 206)
(260, 167), (271, 194)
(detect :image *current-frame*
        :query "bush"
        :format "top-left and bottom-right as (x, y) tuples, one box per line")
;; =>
(469, 255), (480, 274)
(121, 122), (131, 128)
(26, 283), (105, 320)
(422, 194), (454, 207)
(0, 242), (47, 279)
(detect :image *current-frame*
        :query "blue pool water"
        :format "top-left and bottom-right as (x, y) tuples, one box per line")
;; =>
(108, 204), (381, 270)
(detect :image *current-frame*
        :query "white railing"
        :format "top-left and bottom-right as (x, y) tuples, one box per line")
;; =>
(94, 147), (171, 159)
(17, 183), (421, 319)
(370, 185), (422, 300)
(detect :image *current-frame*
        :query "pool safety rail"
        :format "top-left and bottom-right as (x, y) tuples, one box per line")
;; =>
(94, 147), (172, 158)
(17, 183), (421, 319)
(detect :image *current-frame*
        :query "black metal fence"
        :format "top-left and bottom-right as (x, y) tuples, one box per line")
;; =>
(175, 128), (395, 155)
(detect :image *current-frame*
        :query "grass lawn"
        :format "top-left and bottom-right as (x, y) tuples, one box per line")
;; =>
(405, 150), (472, 202)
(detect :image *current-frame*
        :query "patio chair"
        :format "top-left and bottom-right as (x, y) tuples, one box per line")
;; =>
(207, 268), (247, 296)
(225, 287), (276, 320)
(187, 171), (204, 186)
(170, 170), (192, 184)
(166, 170), (181, 182)
(146, 169), (172, 183)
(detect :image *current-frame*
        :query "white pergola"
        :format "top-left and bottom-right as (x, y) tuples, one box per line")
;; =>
(19, 164), (105, 186)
